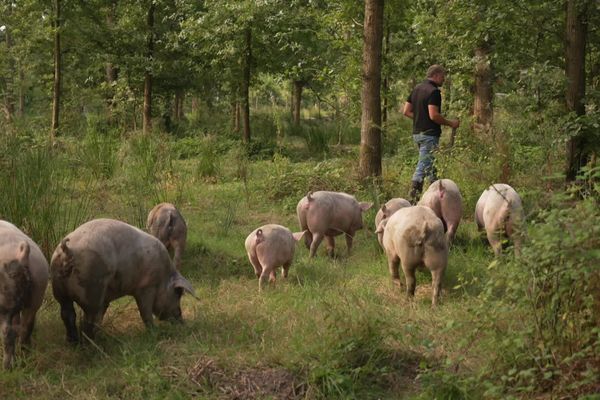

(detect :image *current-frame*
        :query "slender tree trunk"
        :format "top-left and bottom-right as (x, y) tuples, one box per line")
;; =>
(178, 90), (184, 120)
(105, 0), (118, 123)
(3, 21), (15, 125)
(359, 0), (384, 179)
(381, 20), (391, 128)
(50, 0), (62, 139)
(293, 80), (303, 125)
(17, 65), (24, 117)
(241, 27), (252, 142)
(143, 1), (155, 134)
(173, 89), (184, 121)
(565, 0), (589, 182)
(235, 101), (241, 133)
(473, 43), (494, 134)
(289, 81), (294, 119)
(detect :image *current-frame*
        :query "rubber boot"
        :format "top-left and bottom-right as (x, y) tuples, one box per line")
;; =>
(409, 180), (423, 205)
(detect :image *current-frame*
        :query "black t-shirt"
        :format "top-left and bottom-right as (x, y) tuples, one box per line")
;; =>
(406, 79), (442, 136)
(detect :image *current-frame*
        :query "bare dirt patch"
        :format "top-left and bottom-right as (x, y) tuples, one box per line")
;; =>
(187, 356), (307, 399)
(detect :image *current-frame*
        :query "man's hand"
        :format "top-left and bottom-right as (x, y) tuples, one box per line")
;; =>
(403, 102), (414, 119)
(449, 119), (460, 129)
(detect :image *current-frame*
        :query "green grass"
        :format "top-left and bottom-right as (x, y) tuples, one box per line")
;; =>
(1, 119), (596, 399)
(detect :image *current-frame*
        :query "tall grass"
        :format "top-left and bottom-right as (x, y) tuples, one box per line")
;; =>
(0, 135), (93, 258)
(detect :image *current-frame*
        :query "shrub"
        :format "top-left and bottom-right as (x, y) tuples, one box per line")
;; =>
(476, 171), (600, 398)
(262, 154), (361, 211)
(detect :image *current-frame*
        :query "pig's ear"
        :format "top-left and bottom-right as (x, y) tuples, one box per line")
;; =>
(375, 219), (388, 234)
(360, 202), (373, 212)
(292, 230), (306, 242)
(17, 241), (30, 265)
(59, 238), (71, 256)
(172, 273), (198, 299)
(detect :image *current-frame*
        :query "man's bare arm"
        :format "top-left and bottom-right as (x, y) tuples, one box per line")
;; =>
(403, 102), (414, 119)
(428, 105), (460, 129)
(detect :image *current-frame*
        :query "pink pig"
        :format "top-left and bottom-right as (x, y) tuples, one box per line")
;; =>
(418, 179), (463, 245)
(296, 191), (373, 258)
(245, 224), (305, 290)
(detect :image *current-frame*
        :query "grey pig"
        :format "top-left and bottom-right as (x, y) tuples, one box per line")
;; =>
(374, 198), (411, 247)
(296, 191), (373, 258)
(147, 202), (187, 270)
(418, 179), (463, 245)
(50, 218), (195, 343)
(376, 206), (448, 306)
(475, 183), (524, 256)
(244, 224), (305, 290)
(0, 220), (49, 369)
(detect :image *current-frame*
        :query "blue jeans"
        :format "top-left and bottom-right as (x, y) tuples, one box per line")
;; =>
(412, 133), (439, 183)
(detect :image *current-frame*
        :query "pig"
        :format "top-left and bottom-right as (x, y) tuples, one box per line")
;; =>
(146, 202), (187, 270)
(0, 220), (49, 369)
(244, 224), (305, 290)
(375, 206), (448, 306)
(374, 198), (411, 247)
(418, 179), (463, 245)
(296, 191), (373, 258)
(50, 218), (196, 344)
(475, 184), (524, 256)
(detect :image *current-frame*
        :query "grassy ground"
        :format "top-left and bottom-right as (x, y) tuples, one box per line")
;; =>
(1, 133), (526, 399)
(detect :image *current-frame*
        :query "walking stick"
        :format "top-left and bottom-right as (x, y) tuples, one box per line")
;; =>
(450, 127), (457, 147)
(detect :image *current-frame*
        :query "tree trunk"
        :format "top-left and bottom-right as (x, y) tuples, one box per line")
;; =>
(381, 20), (391, 128)
(105, 0), (118, 123)
(17, 65), (24, 117)
(143, 1), (155, 135)
(241, 27), (252, 142)
(293, 80), (303, 125)
(473, 43), (493, 134)
(173, 89), (184, 121)
(2, 19), (16, 125)
(565, 0), (589, 182)
(50, 0), (61, 139)
(236, 102), (241, 133)
(359, 0), (384, 179)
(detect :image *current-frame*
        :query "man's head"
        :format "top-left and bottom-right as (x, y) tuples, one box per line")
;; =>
(426, 64), (446, 86)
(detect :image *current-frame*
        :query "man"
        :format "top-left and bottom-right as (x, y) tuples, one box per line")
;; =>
(403, 65), (460, 203)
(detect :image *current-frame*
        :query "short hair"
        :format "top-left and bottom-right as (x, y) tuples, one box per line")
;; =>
(426, 65), (446, 78)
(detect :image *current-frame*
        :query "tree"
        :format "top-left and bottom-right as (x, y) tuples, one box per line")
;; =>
(50, 0), (61, 139)
(565, 0), (591, 182)
(241, 26), (251, 142)
(142, 0), (155, 134)
(359, 0), (384, 178)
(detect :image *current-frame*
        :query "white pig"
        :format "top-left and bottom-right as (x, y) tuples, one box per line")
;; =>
(419, 179), (463, 245)
(374, 198), (411, 247)
(297, 191), (372, 258)
(0, 221), (49, 369)
(50, 218), (195, 343)
(376, 206), (448, 306)
(475, 183), (524, 256)
(147, 202), (187, 270)
(244, 224), (305, 290)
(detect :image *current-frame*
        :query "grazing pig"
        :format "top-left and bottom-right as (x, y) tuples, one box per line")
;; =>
(0, 220), (49, 369)
(374, 198), (411, 247)
(475, 184), (524, 256)
(50, 218), (196, 343)
(244, 224), (305, 290)
(418, 179), (463, 244)
(376, 206), (448, 306)
(297, 191), (373, 258)
(146, 202), (187, 270)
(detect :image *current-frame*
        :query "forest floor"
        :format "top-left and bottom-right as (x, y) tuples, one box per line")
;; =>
(1, 149), (505, 399)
